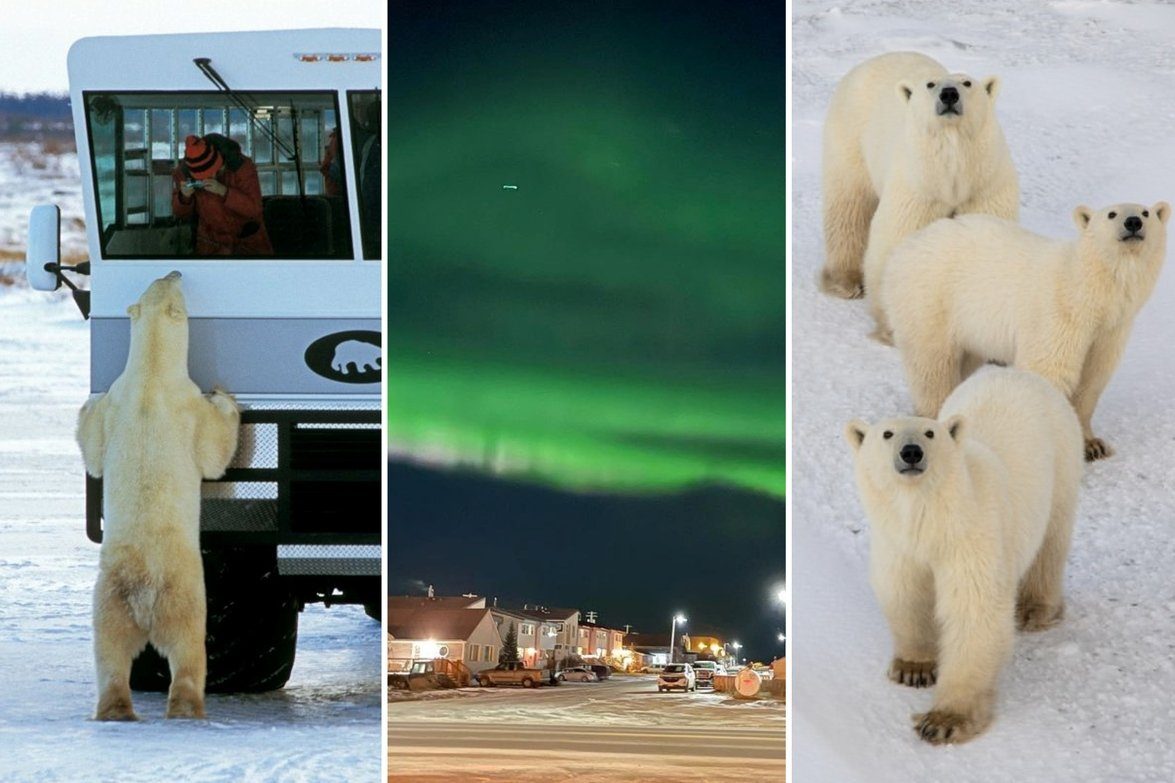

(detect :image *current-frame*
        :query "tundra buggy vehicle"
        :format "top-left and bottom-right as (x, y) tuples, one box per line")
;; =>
(26, 29), (381, 692)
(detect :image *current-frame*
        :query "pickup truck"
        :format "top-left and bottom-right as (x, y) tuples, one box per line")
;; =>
(476, 661), (548, 688)
(692, 660), (725, 688)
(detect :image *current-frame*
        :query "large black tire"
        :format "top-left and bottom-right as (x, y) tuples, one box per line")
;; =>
(130, 545), (299, 693)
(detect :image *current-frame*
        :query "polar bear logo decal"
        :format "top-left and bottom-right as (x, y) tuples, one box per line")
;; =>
(332, 340), (382, 376)
(304, 330), (381, 384)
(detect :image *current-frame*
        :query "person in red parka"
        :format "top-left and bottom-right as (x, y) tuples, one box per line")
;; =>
(172, 134), (273, 256)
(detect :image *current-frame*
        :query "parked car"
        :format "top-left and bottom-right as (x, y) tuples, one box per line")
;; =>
(657, 663), (696, 692)
(557, 666), (599, 683)
(692, 660), (725, 688)
(586, 663), (612, 680)
(477, 661), (547, 688)
(641, 664), (666, 674)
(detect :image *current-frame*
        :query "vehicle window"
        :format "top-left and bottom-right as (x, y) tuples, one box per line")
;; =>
(84, 91), (354, 260)
(346, 90), (381, 260)
(665, 665), (685, 673)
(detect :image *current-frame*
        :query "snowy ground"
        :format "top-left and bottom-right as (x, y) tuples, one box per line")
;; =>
(0, 142), (86, 264)
(0, 291), (380, 778)
(389, 676), (784, 781)
(792, 1), (1175, 780)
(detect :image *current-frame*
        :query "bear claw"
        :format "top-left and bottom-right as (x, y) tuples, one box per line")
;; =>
(888, 658), (937, 688)
(1084, 437), (1113, 462)
(912, 709), (974, 745)
(1017, 600), (1063, 632)
(819, 270), (865, 300)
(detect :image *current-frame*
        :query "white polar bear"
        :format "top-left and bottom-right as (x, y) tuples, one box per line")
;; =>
(76, 271), (240, 721)
(845, 366), (1083, 745)
(882, 201), (1168, 461)
(331, 339), (381, 375)
(818, 51), (1019, 339)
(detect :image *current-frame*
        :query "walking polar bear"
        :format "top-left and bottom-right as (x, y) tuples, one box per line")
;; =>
(77, 271), (240, 720)
(819, 51), (1019, 339)
(846, 367), (1083, 745)
(882, 201), (1169, 461)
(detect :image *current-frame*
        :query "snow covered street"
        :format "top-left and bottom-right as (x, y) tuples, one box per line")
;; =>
(388, 676), (784, 781)
(792, 1), (1175, 780)
(0, 291), (380, 782)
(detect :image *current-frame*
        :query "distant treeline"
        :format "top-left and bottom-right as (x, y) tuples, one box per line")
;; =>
(0, 93), (73, 141)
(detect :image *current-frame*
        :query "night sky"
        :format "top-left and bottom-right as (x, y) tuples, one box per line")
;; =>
(388, 1), (785, 660)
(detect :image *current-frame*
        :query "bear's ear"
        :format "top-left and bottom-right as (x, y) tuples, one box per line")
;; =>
(982, 76), (1000, 99)
(1073, 206), (1093, 230)
(1153, 201), (1171, 225)
(844, 419), (868, 452)
(945, 415), (965, 442)
(126, 303), (140, 320)
(896, 81), (913, 102)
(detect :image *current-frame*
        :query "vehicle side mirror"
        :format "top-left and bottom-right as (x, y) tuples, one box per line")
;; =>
(26, 205), (61, 292)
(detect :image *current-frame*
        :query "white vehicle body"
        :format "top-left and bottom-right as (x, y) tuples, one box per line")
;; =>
(692, 660), (721, 687)
(557, 667), (599, 683)
(658, 664), (696, 692)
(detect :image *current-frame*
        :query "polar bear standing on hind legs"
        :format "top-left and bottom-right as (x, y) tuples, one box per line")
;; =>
(76, 271), (240, 720)
(846, 367), (1083, 744)
(819, 51), (1019, 340)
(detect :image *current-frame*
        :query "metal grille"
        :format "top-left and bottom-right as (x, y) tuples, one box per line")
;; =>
(276, 543), (380, 576)
(200, 492), (278, 533)
(227, 423), (279, 469)
(243, 400), (380, 411)
(296, 422), (380, 430)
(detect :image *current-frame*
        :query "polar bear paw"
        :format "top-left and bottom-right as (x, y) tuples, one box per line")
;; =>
(1017, 600), (1064, 632)
(94, 694), (138, 722)
(888, 658), (937, 688)
(1084, 437), (1113, 462)
(208, 387), (239, 413)
(868, 324), (895, 346)
(913, 709), (981, 745)
(819, 268), (865, 300)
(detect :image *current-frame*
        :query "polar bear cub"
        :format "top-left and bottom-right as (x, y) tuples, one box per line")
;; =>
(883, 201), (1168, 461)
(846, 366), (1082, 745)
(77, 271), (240, 721)
(819, 52), (1018, 338)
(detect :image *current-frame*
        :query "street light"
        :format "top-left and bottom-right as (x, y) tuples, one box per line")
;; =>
(772, 581), (788, 607)
(777, 632), (786, 643)
(668, 613), (686, 664)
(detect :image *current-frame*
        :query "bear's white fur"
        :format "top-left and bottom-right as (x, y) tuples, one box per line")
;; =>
(818, 51), (1019, 338)
(883, 201), (1169, 461)
(76, 271), (240, 721)
(846, 366), (1082, 745)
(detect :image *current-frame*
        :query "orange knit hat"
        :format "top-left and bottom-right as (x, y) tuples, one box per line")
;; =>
(184, 134), (223, 180)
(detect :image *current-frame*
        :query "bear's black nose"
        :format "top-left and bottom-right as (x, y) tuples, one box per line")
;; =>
(1125, 216), (1142, 232)
(940, 86), (959, 105)
(900, 444), (924, 465)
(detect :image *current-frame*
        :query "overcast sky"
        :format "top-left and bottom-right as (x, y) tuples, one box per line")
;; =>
(0, 0), (382, 93)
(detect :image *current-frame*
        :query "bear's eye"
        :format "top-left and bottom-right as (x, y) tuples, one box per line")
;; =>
(925, 430), (935, 439)
(926, 82), (935, 89)
(1108, 211), (1117, 219)
(963, 80), (972, 87)
(883, 431), (893, 440)
(1143, 210), (1150, 218)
